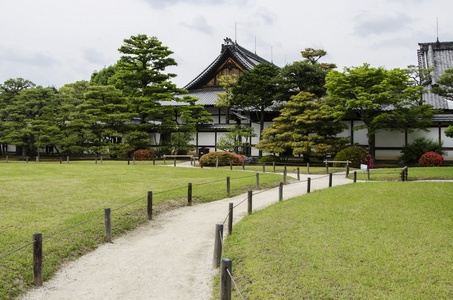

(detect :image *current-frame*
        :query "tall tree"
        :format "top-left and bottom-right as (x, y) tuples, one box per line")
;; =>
(90, 65), (117, 86)
(231, 63), (279, 156)
(432, 68), (453, 138)
(256, 92), (348, 161)
(325, 63), (434, 159)
(215, 74), (238, 124)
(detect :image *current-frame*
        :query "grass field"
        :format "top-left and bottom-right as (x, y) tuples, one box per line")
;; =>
(352, 166), (453, 181)
(0, 162), (283, 299)
(215, 182), (453, 299)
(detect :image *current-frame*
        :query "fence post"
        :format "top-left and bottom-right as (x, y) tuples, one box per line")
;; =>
(220, 258), (232, 300)
(279, 181), (283, 201)
(242, 159), (244, 170)
(132, 156), (135, 165)
(164, 157), (166, 165)
(230, 161), (232, 170)
(228, 203), (233, 235)
(329, 173), (333, 188)
(297, 167), (300, 181)
(60, 157), (62, 164)
(95, 158), (97, 164)
(354, 171), (357, 183)
(325, 161), (329, 174)
(307, 162), (310, 175)
(283, 165), (287, 185)
(147, 191), (153, 220)
(36, 156), (39, 163)
(405, 167), (408, 181)
(263, 162), (265, 173)
(67, 156), (69, 164)
(128, 158), (130, 165)
(248, 190), (253, 215)
(174, 158), (177, 167)
(256, 173), (260, 190)
(307, 177), (311, 193)
(367, 168), (370, 181)
(216, 158), (219, 169)
(100, 155), (103, 164)
(213, 224), (224, 268)
(26, 157), (29, 163)
(33, 233), (43, 286)
(346, 164), (349, 177)
(6, 155), (8, 163)
(188, 183), (192, 206)
(273, 161), (276, 172)
(226, 177), (231, 197)
(105, 208), (112, 243)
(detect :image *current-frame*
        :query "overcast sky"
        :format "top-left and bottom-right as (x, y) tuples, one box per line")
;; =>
(1, 0), (452, 89)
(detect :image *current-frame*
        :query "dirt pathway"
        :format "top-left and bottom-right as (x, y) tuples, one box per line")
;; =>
(19, 173), (353, 300)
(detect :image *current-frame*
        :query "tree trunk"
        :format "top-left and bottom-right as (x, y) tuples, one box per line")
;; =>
(368, 133), (376, 161)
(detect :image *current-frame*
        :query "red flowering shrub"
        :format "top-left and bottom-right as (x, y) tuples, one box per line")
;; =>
(333, 146), (374, 169)
(199, 151), (243, 166)
(132, 149), (157, 161)
(418, 151), (444, 167)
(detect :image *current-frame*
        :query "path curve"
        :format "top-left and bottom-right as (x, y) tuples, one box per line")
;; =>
(19, 172), (353, 300)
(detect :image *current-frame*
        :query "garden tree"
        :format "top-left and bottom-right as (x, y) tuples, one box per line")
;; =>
(111, 34), (206, 152)
(215, 74), (238, 123)
(231, 63), (280, 156)
(69, 85), (135, 156)
(216, 125), (256, 155)
(432, 68), (453, 139)
(0, 86), (61, 156)
(256, 92), (348, 161)
(90, 65), (117, 85)
(406, 65), (434, 105)
(170, 96), (213, 154)
(274, 48), (336, 104)
(325, 63), (434, 159)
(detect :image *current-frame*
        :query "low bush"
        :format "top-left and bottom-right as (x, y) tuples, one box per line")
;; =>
(199, 151), (243, 166)
(259, 155), (281, 164)
(132, 149), (157, 161)
(419, 152), (444, 167)
(400, 138), (445, 165)
(333, 146), (373, 169)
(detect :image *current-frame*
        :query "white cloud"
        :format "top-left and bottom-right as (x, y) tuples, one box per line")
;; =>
(179, 16), (214, 35)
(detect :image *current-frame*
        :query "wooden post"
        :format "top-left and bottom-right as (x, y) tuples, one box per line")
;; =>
(213, 224), (224, 268)
(36, 156), (39, 163)
(33, 233), (43, 286)
(242, 159), (244, 170)
(95, 158), (97, 164)
(226, 177), (231, 197)
(164, 157), (166, 165)
(147, 191), (153, 220)
(279, 181), (283, 201)
(248, 190), (253, 215)
(100, 155), (103, 164)
(354, 171), (357, 183)
(346, 164), (349, 177)
(174, 158), (176, 167)
(307, 162), (310, 175)
(6, 155), (8, 163)
(329, 173), (333, 187)
(26, 157), (29, 163)
(307, 177), (311, 193)
(153, 158), (155, 166)
(256, 173), (260, 190)
(128, 158), (130, 165)
(104, 208), (112, 243)
(297, 167), (300, 181)
(133, 156), (136, 165)
(230, 161), (232, 170)
(216, 158), (219, 169)
(325, 161), (329, 174)
(283, 165), (287, 185)
(273, 161), (276, 172)
(220, 258), (232, 300)
(67, 156), (69, 164)
(263, 162), (265, 173)
(228, 203), (233, 235)
(60, 157), (62, 164)
(188, 183), (192, 206)
(367, 168), (370, 181)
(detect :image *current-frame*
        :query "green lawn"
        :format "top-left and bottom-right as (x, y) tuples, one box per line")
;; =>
(215, 182), (453, 299)
(351, 166), (453, 181)
(0, 162), (283, 299)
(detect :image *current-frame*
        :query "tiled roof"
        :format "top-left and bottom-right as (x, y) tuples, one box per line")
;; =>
(184, 38), (274, 90)
(167, 88), (224, 106)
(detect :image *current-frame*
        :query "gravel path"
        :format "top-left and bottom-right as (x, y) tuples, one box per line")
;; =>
(19, 172), (353, 300)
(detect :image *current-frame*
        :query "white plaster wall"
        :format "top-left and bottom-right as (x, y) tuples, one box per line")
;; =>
(441, 127), (453, 147)
(351, 121), (368, 145)
(375, 149), (403, 160)
(376, 130), (405, 147)
(198, 132), (215, 146)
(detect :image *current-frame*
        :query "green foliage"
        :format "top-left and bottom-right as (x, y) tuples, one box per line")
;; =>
(259, 155), (281, 164)
(418, 151), (444, 167)
(199, 151), (243, 166)
(333, 146), (374, 169)
(432, 68), (453, 100)
(132, 149), (157, 160)
(326, 63), (434, 159)
(215, 74), (238, 107)
(90, 65), (117, 85)
(257, 92), (348, 161)
(399, 137), (445, 165)
(216, 125), (255, 155)
(446, 125), (453, 138)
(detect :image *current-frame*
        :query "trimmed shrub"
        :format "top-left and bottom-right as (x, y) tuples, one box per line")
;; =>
(132, 149), (157, 161)
(418, 152), (444, 167)
(199, 151), (243, 166)
(259, 155), (281, 164)
(333, 146), (374, 169)
(400, 138), (445, 165)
